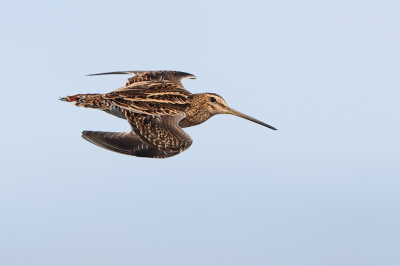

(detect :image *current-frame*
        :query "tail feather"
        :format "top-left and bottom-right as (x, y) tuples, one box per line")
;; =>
(59, 93), (106, 109)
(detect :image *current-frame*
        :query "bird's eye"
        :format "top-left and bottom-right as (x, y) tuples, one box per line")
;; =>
(210, 97), (217, 102)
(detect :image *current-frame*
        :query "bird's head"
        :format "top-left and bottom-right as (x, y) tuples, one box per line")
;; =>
(194, 93), (277, 130)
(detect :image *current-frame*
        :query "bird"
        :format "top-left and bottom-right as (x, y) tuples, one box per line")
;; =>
(60, 70), (277, 158)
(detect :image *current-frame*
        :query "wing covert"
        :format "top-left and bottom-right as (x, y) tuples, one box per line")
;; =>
(126, 112), (192, 155)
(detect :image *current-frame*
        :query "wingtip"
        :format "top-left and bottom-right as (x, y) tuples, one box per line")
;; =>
(86, 73), (111, 76)
(86, 71), (134, 76)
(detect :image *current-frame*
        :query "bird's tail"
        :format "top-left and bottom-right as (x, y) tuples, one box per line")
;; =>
(59, 93), (108, 109)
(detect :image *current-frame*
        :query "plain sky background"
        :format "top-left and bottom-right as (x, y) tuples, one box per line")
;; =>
(1, 1), (399, 265)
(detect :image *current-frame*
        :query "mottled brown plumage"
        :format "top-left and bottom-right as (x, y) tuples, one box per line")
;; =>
(60, 70), (276, 158)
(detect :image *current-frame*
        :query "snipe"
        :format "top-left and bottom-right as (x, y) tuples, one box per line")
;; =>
(60, 70), (277, 158)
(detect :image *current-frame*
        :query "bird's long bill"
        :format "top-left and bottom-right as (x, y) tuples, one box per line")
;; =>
(227, 108), (277, 130)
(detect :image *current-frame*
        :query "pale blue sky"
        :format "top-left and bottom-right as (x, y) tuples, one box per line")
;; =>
(1, 1), (399, 265)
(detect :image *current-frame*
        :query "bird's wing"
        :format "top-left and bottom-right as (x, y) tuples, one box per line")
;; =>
(103, 81), (190, 116)
(87, 70), (194, 116)
(87, 70), (196, 88)
(81, 111), (192, 158)
(126, 112), (193, 156)
(81, 131), (182, 158)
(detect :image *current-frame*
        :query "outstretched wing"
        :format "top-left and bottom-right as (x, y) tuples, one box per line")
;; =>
(126, 112), (193, 155)
(87, 70), (196, 87)
(81, 112), (193, 158)
(82, 131), (182, 158)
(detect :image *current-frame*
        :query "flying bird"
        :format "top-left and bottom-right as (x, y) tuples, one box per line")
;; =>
(60, 70), (276, 158)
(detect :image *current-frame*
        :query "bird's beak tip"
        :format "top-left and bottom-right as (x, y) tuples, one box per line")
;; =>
(227, 108), (277, 131)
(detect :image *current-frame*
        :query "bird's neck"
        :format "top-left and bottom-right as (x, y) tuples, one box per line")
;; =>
(179, 109), (213, 128)
(179, 97), (213, 128)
